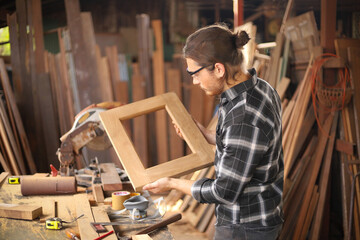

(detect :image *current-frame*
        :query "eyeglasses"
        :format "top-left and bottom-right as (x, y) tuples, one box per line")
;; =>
(186, 65), (211, 76)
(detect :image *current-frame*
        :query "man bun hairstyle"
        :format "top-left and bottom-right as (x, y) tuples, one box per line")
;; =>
(234, 30), (250, 49)
(183, 23), (250, 82)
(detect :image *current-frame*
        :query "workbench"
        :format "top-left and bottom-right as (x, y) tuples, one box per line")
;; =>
(0, 175), (174, 240)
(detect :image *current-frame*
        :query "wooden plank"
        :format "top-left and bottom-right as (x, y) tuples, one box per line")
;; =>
(166, 68), (184, 160)
(92, 206), (117, 240)
(276, 77), (290, 101)
(0, 152), (11, 174)
(0, 108), (20, 175)
(0, 59), (36, 173)
(99, 163), (122, 191)
(292, 113), (334, 239)
(105, 45), (121, 100)
(136, 14), (152, 98)
(64, 0), (102, 108)
(0, 203), (42, 220)
(0, 97), (25, 174)
(131, 63), (149, 167)
(152, 20), (168, 165)
(74, 194), (99, 239)
(309, 112), (338, 239)
(92, 184), (104, 203)
(57, 28), (75, 126)
(0, 172), (9, 187)
(99, 93), (214, 191)
(7, 13), (22, 155)
(300, 186), (319, 239)
(197, 204), (215, 232)
(347, 47), (360, 162)
(31, 0), (46, 74)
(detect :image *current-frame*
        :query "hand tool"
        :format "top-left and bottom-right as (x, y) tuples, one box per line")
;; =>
(8, 176), (20, 184)
(65, 229), (80, 240)
(45, 214), (84, 230)
(93, 230), (114, 240)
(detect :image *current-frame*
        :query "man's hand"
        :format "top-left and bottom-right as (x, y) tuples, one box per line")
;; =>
(143, 178), (195, 196)
(143, 178), (172, 194)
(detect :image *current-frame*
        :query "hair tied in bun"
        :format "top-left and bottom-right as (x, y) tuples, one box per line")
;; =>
(235, 31), (250, 49)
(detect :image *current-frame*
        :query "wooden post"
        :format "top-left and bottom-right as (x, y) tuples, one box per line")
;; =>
(233, 0), (243, 28)
(152, 20), (168, 164)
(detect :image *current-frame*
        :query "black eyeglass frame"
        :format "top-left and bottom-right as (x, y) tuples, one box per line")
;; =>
(186, 64), (212, 76)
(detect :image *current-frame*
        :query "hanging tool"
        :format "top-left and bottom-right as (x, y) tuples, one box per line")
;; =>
(45, 214), (84, 230)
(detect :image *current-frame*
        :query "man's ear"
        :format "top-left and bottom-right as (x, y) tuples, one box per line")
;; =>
(214, 63), (225, 79)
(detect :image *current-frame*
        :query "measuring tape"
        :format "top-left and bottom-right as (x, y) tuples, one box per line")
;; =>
(8, 177), (20, 184)
(45, 214), (84, 230)
(45, 217), (63, 230)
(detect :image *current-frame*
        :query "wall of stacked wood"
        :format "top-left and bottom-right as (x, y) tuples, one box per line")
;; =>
(164, 11), (360, 240)
(0, 1), (359, 239)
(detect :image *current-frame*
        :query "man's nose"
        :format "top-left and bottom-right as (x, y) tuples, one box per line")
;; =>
(192, 77), (199, 85)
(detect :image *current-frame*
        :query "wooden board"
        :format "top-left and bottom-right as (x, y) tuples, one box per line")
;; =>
(166, 68), (184, 160)
(99, 92), (214, 191)
(152, 20), (168, 165)
(74, 194), (99, 239)
(131, 63), (149, 167)
(0, 172), (9, 186)
(0, 59), (36, 173)
(92, 206), (117, 240)
(0, 203), (42, 220)
(100, 163), (122, 191)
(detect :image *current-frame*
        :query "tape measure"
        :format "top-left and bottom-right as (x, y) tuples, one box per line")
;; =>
(45, 217), (63, 230)
(45, 214), (84, 230)
(8, 177), (20, 184)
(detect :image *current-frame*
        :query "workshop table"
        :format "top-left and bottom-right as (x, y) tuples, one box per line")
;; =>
(0, 175), (174, 240)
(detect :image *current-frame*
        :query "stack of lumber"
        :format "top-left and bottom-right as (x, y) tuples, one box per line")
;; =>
(164, 11), (360, 240)
(4, 0), (217, 172)
(0, 59), (36, 175)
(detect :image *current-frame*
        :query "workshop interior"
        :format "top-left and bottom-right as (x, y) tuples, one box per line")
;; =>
(0, 0), (359, 239)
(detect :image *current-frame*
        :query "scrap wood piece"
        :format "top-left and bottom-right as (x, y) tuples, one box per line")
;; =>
(0, 58), (36, 173)
(336, 139), (355, 156)
(309, 112), (338, 239)
(92, 184), (105, 203)
(292, 113), (334, 240)
(0, 203), (42, 220)
(92, 206), (117, 240)
(99, 163), (122, 191)
(0, 172), (9, 186)
(74, 194), (99, 239)
(300, 186), (319, 239)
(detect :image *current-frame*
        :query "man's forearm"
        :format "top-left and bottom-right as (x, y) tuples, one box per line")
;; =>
(169, 178), (195, 196)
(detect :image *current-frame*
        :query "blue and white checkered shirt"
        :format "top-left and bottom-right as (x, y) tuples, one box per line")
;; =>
(191, 69), (284, 227)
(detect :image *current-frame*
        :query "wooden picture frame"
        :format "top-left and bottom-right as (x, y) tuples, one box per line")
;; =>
(99, 92), (214, 191)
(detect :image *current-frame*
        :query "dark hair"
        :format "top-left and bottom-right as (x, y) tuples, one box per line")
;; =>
(183, 24), (250, 82)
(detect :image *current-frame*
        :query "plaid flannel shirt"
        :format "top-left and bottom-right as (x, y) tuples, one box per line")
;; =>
(191, 69), (284, 227)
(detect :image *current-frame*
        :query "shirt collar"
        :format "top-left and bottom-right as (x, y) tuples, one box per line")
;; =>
(220, 68), (258, 103)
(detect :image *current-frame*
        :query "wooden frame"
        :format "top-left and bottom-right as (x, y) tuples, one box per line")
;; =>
(99, 92), (214, 191)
